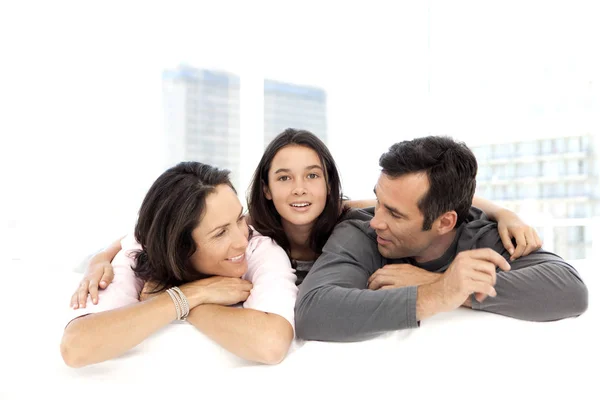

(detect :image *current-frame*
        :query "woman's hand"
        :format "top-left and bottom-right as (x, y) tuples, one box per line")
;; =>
(495, 209), (542, 261)
(70, 261), (115, 309)
(182, 276), (253, 307)
(141, 277), (253, 308)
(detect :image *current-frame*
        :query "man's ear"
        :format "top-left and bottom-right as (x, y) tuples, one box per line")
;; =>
(263, 184), (272, 200)
(436, 211), (457, 234)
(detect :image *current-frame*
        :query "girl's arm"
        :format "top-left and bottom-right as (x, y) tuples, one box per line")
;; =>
(70, 237), (123, 308)
(472, 196), (542, 260)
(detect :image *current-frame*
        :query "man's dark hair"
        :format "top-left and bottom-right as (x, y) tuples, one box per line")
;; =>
(378, 136), (477, 230)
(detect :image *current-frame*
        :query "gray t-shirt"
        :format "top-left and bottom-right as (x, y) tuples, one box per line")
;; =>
(293, 259), (315, 286)
(295, 207), (588, 342)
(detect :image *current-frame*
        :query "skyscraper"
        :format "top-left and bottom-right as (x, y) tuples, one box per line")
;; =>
(162, 65), (241, 189)
(472, 133), (599, 260)
(264, 79), (327, 146)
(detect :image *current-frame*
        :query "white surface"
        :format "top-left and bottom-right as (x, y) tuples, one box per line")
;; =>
(1, 260), (597, 400)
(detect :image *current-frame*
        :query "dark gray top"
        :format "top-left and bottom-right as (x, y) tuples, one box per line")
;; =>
(295, 207), (588, 342)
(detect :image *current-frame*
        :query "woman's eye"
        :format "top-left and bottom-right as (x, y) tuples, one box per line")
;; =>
(278, 176), (290, 181)
(308, 173), (319, 179)
(215, 229), (227, 238)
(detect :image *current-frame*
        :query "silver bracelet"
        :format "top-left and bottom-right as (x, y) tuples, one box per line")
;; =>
(171, 286), (190, 320)
(165, 288), (182, 320)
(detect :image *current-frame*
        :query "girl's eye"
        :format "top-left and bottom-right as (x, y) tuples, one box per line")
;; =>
(308, 173), (319, 179)
(278, 176), (290, 181)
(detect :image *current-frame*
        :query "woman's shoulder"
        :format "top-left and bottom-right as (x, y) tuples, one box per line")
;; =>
(247, 226), (289, 261)
(244, 226), (292, 278)
(247, 226), (281, 253)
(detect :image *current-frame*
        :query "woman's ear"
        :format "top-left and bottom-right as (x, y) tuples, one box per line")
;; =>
(263, 183), (272, 200)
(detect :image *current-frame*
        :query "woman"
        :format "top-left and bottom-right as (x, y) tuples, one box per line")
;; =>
(61, 162), (297, 367)
(74, 129), (541, 299)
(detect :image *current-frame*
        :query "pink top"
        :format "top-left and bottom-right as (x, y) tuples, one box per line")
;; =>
(67, 229), (298, 328)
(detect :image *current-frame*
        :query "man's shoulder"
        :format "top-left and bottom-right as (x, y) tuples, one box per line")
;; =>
(336, 207), (376, 238)
(322, 207), (377, 253)
(456, 207), (505, 254)
(342, 206), (375, 222)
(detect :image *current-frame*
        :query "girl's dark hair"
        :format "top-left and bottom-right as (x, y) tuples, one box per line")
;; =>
(133, 161), (234, 291)
(247, 128), (348, 258)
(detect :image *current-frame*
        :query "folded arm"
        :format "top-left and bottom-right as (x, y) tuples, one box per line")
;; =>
(295, 222), (419, 342)
(187, 306), (293, 364)
(187, 234), (297, 364)
(470, 231), (588, 321)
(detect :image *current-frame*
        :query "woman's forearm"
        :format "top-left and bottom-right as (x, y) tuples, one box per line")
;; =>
(61, 293), (177, 368)
(186, 305), (293, 365)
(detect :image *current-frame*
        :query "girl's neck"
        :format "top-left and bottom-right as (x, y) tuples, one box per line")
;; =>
(282, 219), (317, 261)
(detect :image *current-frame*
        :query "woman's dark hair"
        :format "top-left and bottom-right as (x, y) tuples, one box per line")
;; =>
(247, 128), (348, 258)
(133, 161), (234, 291)
(378, 136), (478, 230)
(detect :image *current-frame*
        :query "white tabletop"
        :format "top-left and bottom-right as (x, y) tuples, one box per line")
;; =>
(1, 259), (597, 400)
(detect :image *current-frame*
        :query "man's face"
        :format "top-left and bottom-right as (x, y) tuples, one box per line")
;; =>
(370, 172), (438, 260)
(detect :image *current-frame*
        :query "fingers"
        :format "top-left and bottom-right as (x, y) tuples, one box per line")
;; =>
(77, 280), (90, 309)
(70, 292), (79, 309)
(381, 264), (407, 270)
(88, 280), (99, 305)
(498, 227), (515, 258)
(465, 248), (511, 271)
(511, 231), (527, 261)
(99, 265), (115, 289)
(522, 229), (541, 256)
(474, 292), (488, 303)
(466, 269), (496, 286)
(469, 281), (497, 298)
(368, 274), (395, 290)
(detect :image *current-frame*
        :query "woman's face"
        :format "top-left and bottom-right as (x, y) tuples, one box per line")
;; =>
(264, 144), (328, 229)
(189, 184), (250, 278)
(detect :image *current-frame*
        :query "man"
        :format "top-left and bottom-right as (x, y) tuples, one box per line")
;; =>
(295, 136), (588, 341)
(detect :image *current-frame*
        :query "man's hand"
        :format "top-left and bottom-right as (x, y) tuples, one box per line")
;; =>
(416, 249), (511, 320)
(70, 261), (115, 309)
(368, 264), (440, 290)
(435, 249), (511, 310)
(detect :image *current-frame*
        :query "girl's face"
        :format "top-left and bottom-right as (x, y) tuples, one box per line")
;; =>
(189, 184), (250, 278)
(264, 144), (328, 229)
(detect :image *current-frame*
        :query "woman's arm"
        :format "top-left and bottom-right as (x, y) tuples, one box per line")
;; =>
(182, 234), (297, 365)
(61, 292), (179, 368)
(186, 306), (293, 365)
(62, 263), (252, 368)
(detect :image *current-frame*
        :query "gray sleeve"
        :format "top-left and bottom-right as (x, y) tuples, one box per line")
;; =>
(294, 222), (418, 342)
(471, 232), (588, 321)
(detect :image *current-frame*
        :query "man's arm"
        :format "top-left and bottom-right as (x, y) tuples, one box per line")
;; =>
(295, 221), (419, 342)
(470, 233), (588, 321)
